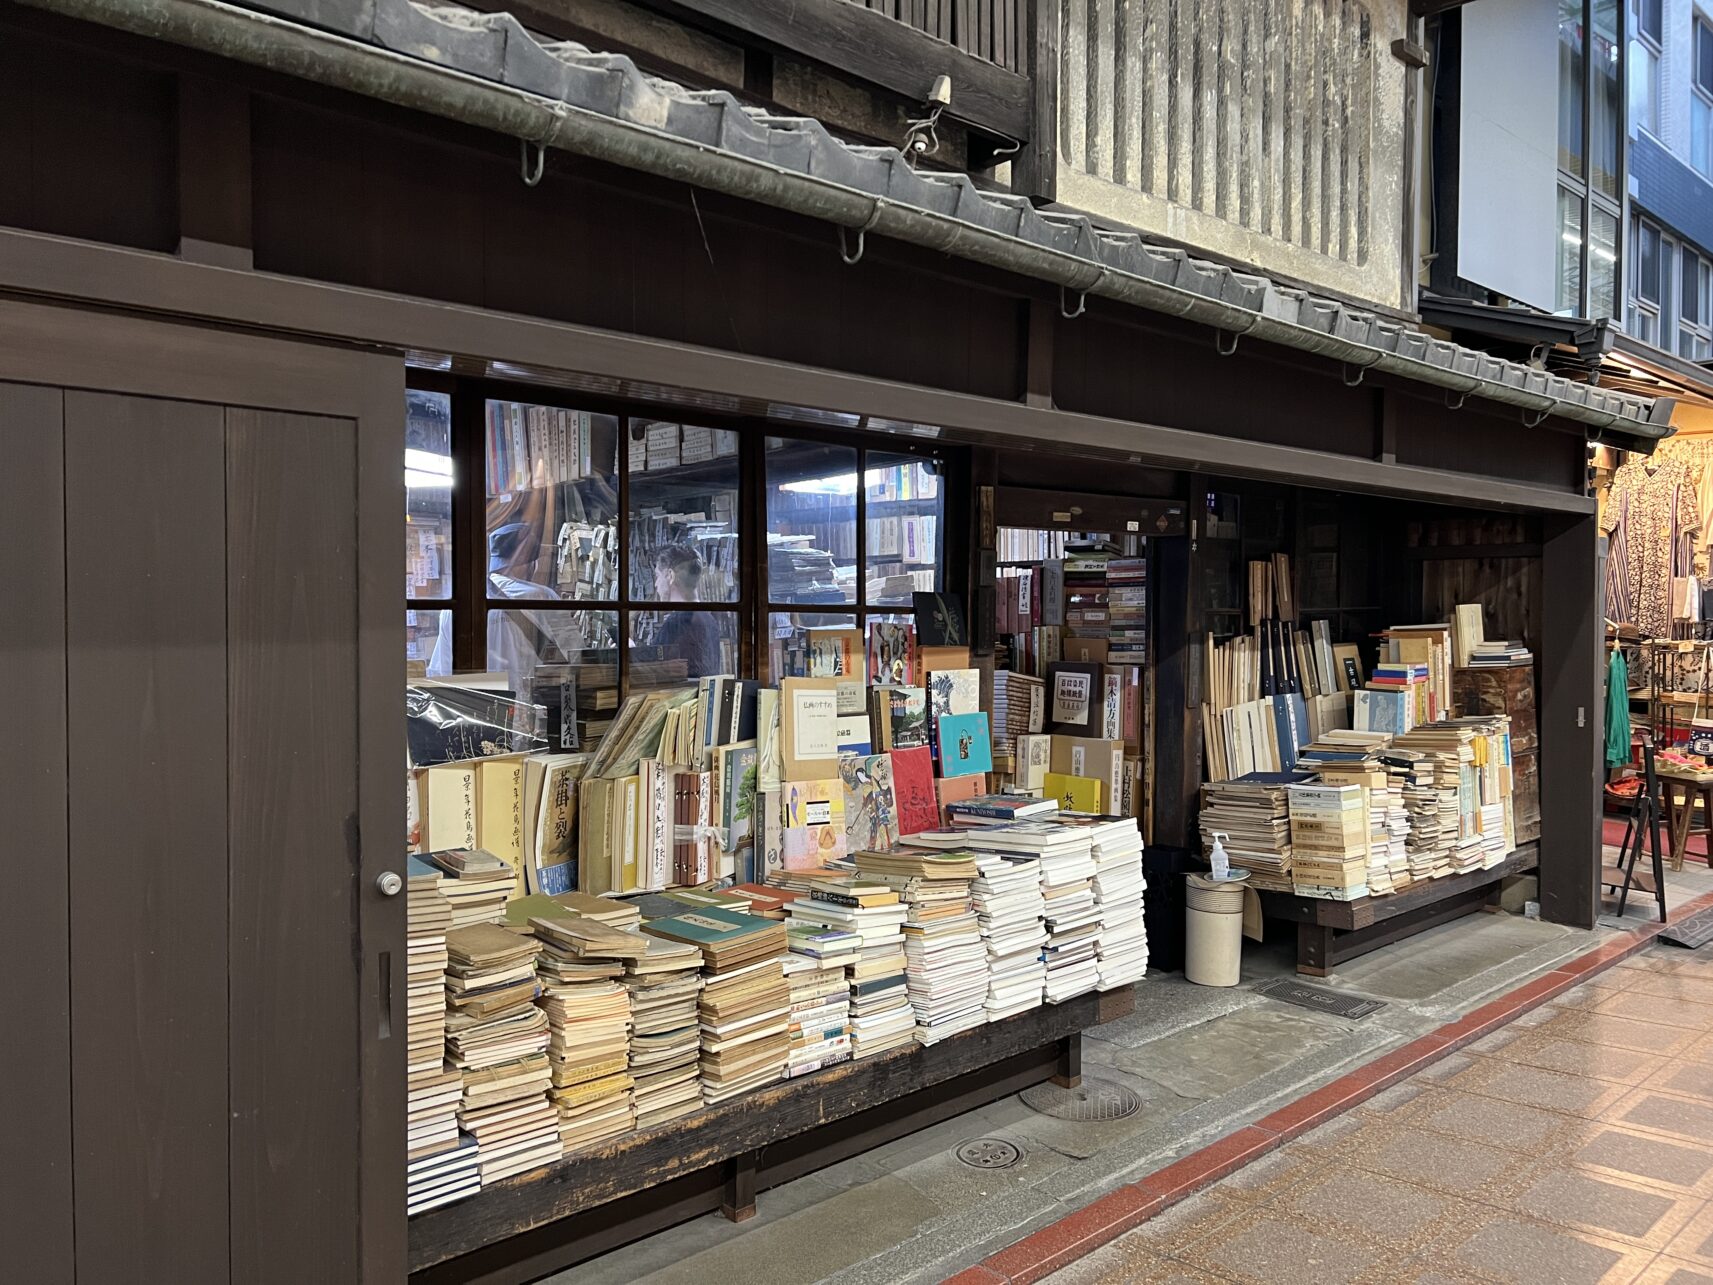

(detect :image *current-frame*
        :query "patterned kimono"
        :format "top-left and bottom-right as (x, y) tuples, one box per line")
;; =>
(1602, 454), (1702, 641)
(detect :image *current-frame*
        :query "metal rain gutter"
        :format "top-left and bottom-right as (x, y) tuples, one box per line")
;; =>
(18, 0), (1671, 441)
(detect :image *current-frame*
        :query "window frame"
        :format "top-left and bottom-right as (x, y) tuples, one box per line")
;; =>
(1633, 0), (1663, 137)
(402, 371), (961, 698)
(1560, 0), (1626, 317)
(1694, 15), (1713, 178)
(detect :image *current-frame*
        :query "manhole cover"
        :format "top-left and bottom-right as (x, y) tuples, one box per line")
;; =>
(1252, 978), (1386, 1020)
(1661, 909), (1713, 948)
(1019, 1076), (1142, 1121)
(956, 1137), (1022, 1169)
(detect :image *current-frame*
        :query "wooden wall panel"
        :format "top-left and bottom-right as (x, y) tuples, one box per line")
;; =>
(226, 409), (363, 1282)
(64, 392), (230, 1282)
(0, 383), (73, 1284)
(1420, 556), (1542, 653)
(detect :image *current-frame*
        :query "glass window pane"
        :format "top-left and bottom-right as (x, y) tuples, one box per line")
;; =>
(764, 437), (858, 604)
(1591, 0), (1620, 198)
(406, 390), (453, 600)
(1631, 43), (1660, 134)
(408, 607), (449, 678)
(1641, 0), (1661, 41)
(1686, 253), (1702, 325)
(865, 452), (944, 606)
(767, 611), (859, 684)
(1639, 222), (1661, 303)
(1663, 239), (1678, 331)
(1699, 20), (1713, 92)
(484, 399), (620, 600)
(1557, 188), (1584, 314)
(1590, 204), (1618, 320)
(1694, 96), (1713, 179)
(629, 421), (740, 603)
(630, 610), (739, 685)
(1559, 0), (1585, 179)
(486, 608), (620, 746)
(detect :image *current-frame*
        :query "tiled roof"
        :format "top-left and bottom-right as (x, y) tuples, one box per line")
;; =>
(80, 0), (1677, 440)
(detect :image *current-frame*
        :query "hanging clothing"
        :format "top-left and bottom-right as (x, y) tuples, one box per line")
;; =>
(1601, 454), (1702, 639)
(1605, 648), (1631, 770)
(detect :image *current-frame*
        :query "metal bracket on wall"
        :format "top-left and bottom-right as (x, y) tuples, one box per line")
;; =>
(1342, 362), (1367, 387)
(838, 226), (867, 265)
(1521, 406), (1550, 428)
(1446, 389), (1468, 411)
(1060, 284), (1087, 319)
(1215, 329), (1239, 356)
(520, 138), (545, 187)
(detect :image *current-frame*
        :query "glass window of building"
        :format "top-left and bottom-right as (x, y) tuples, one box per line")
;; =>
(1591, 0), (1621, 199)
(1632, 0), (1662, 134)
(1695, 18), (1713, 179)
(1589, 205), (1618, 319)
(1557, 187), (1584, 314)
(1559, 0), (1586, 179)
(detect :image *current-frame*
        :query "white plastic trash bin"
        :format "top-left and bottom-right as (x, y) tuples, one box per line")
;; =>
(1185, 873), (1247, 987)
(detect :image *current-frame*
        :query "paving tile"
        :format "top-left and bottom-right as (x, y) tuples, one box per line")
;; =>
(1571, 1126), (1713, 1196)
(981, 1185), (1164, 1285)
(1492, 1161), (1698, 1248)
(1439, 1214), (1656, 1285)
(1135, 1127), (1280, 1204)
(1633, 1256), (1713, 1285)
(1661, 1199), (1713, 1267)
(1607, 1089), (1713, 1146)
(1482, 1032), (1672, 1085)
(1407, 1089), (1580, 1154)
(1179, 1208), (1397, 1285)
(1213, 1139), (1331, 1204)
(1106, 1007), (1353, 1101)
(1279, 1168), (1472, 1245)
(1354, 1078), (1434, 1119)
(1437, 1057), (1633, 1118)
(1521, 1010), (1700, 1056)
(1123, 1191), (1249, 1254)
(1588, 991), (1713, 1030)
(1288, 1110), (1372, 1155)
(1415, 1051), (1478, 1083)
(1626, 974), (1713, 1004)
(1648, 1062), (1713, 1103)
(1346, 1126), (1527, 1200)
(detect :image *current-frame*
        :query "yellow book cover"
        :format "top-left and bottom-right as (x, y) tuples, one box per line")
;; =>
(476, 757), (526, 895)
(1043, 771), (1102, 814)
(620, 775), (641, 893)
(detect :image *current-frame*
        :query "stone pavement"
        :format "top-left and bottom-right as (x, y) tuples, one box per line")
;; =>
(1043, 940), (1713, 1285)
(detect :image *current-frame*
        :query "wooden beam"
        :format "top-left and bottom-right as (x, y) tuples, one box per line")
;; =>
(1539, 513), (1600, 928)
(1013, 0), (1059, 201)
(617, 0), (1032, 140)
(176, 75), (253, 268)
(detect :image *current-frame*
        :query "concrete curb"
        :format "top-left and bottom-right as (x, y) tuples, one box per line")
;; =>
(945, 891), (1712, 1285)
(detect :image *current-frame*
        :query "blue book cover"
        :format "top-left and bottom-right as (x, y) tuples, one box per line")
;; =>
(938, 711), (994, 777)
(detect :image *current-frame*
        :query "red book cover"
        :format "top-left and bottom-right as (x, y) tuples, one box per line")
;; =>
(935, 772), (987, 824)
(890, 746), (939, 836)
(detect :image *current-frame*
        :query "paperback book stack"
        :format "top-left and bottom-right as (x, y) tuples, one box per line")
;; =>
(1196, 776), (1293, 891)
(1286, 783), (1370, 901)
(644, 907), (791, 1103)
(1075, 817), (1148, 989)
(956, 822), (1100, 1002)
(443, 924), (561, 1186)
(406, 857), (469, 1214)
(1389, 728), (1463, 880)
(529, 915), (642, 1150)
(429, 847), (517, 929)
(782, 951), (853, 1075)
(1468, 640), (1533, 668)
(622, 935), (706, 1128)
(1106, 557), (1148, 666)
(969, 851), (1047, 1020)
(786, 877), (914, 1059)
(1313, 756), (1408, 898)
(990, 671), (1045, 777)
(851, 849), (987, 1045)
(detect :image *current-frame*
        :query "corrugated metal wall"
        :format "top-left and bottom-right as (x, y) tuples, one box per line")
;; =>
(1060, 0), (1375, 267)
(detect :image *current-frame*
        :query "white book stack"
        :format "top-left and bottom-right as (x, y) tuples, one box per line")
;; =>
(901, 886), (989, 1044)
(786, 891), (913, 1060)
(970, 852), (1048, 1020)
(958, 822), (1099, 1002)
(1078, 818), (1148, 990)
(407, 1133), (481, 1216)
(405, 856), (464, 1212)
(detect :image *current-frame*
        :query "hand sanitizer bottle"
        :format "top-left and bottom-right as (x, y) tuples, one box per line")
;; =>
(1209, 831), (1231, 882)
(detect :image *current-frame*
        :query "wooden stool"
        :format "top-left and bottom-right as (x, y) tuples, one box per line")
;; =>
(1661, 768), (1713, 872)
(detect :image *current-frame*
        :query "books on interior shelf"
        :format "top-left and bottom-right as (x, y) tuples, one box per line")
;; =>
(1467, 641), (1533, 668)
(970, 851), (1047, 1020)
(622, 935), (704, 1129)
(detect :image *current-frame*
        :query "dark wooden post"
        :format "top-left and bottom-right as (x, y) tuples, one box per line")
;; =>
(1050, 1032), (1082, 1087)
(1014, 0), (1060, 203)
(1539, 510), (1600, 928)
(721, 1151), (759, 1222)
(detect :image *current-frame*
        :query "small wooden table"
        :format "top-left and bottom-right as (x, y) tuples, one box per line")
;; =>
(1658, 765), (1713, 872)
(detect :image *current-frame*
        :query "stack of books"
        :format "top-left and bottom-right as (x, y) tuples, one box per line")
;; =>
(786, 876), (913, 1059)
(529, 915), (642, 1149)
(407, 1134), (480, 1216)
(1286, 783), (1370, 901)
(644, 907), (791, 1103)
(406, 856), (460, 1191)
(429, 847), (517, 928)
(1312, 755), (1406, 898)
(621, 935), (704, 1128)
(1390, 726), (1465, 880)
(970, 823), (1100, 1002)
(1075, 817), (1148, 989)
(884, 859), (989, 1045)
(946, 793), (1060, 826)
(782, 951), (853, 1075)
(990, 671), (1044, 774)
(443, 924), (561, 1186)
(969, 851), (1047, 1020)
(1468, 640), (1532, 668)
(1106, 557), (1148, 665)
(552, 890), (644, 932)
(1196, 776), (1294, 891)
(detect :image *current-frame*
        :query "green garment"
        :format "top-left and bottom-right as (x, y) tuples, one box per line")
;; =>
(1605, 648), (1631, 769)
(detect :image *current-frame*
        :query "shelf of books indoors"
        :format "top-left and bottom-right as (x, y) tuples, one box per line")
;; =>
(402, 572), (1150, 1237)
(1194, 552), (1539, 910)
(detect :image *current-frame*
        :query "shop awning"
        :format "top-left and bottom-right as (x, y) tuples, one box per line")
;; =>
(24, 0), (1674, 450)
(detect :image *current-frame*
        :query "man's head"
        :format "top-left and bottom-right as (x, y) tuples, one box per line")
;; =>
(489, 522), (532, 574)
(654, 542), (704, 602)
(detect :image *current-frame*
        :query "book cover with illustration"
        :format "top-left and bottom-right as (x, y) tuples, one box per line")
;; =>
(782, 777), (847, 870)
(937, 711), (993, 778)
(839, 752), (899, 851)
(868, 620), (918, 686)
(889, 746), (939, 835)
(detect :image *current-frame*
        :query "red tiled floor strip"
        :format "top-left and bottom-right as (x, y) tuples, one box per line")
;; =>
(961, 889), (1713, 1284)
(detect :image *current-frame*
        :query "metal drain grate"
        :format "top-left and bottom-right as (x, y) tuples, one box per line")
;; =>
(1660, 909), (1713, 949)
(1019, 1076), (1142, 1122)
(956, 1137), (1022, 1169)
(1252, 978), (1386, 1020)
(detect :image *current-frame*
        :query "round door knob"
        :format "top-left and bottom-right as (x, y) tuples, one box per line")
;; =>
(376, 871), (403, 897)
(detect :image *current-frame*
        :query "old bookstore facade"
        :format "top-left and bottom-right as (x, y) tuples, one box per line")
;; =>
(0, 4), (1633, 1282)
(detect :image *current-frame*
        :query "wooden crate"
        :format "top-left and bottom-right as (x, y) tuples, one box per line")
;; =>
(1453, 666), (1537, 752)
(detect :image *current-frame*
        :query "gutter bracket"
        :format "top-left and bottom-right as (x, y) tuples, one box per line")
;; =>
(1060, 285), (1088, 319)
(1521, 406), (1550, 428)
(1446, 389), (1468, 411)
(839, 227), (866, 266)
(1215, 329), (1239, 357)
(1342, 362), (1367, 387)
(520, 138), (545, 187)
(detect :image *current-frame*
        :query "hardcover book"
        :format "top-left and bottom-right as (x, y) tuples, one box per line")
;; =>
(937, 711), (994, 778)
(1045, 662), (1103, 735)
(913, 591), (968, 646)
(840, 752), (900, 851)
(889, 745), (939, 835)
(782, 777), (847, 870)
(868, 620), (918, 686)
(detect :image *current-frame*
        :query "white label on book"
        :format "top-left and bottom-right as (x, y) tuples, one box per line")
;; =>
(803, 800), (832, 826)
(1070, 745), (1086, 776)
(1052, 673), (1090, 725)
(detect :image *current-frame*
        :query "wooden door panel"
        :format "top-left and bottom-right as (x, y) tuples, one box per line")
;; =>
(0, 382), (74, 1285)
(226, 407), (363, 1283)
(64, 390), (231, 1283)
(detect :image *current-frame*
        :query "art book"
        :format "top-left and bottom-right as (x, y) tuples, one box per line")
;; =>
(872, 684), (929, 751)
(782, 777), (847, 870)
(868, 620), (918, 686)
(926, 668), (980, 730)
(839, 753), (899, 852)
(780, 676), (840, 780)
(1015, 733), (1052, 791)
(914, 591), (968, 646)
(1043, 771), (1102, 813)
(715, 742), (759, 885)
(806, 628), (865, 680)
(1045, 661), (1102, 735)
(937, 712), (993, 778)
(889, 745), (939, 835)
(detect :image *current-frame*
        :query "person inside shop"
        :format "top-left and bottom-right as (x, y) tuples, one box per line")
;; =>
(652, 541), (724, 677)
(428, 520), (569, 696)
